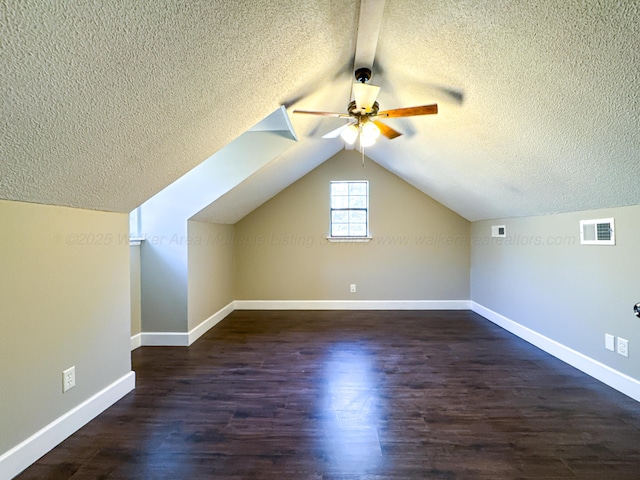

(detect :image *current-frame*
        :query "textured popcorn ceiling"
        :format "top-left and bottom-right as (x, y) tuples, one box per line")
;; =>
(0, 0), (356, 213)
(2, 0), (639, 221)
(367, 0), (640, 220)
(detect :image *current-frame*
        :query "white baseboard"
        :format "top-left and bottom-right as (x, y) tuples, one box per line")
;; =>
(471, 302), (640, 403)
(234, 299), (471, 310)
(132, 302), (236, 348)
(188, 302), (236, 345)
(0, 371), (135, 480)
(130, 333), (142, 351)
(137, 331), (190, 347)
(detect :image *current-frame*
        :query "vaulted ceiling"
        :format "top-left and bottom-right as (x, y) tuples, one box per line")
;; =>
(2, 1), (639, 222)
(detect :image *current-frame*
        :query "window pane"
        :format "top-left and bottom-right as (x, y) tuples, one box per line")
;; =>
(331, 182), (348, 196)
(350, 223), (367, 236)
(331, 196), (348, 209)
(349, 210), (367, 223)
(332, 211), (348, 223)
(349, 182), (367, 196)
(129, 208), (141, 237)
(332, 223), (349, 236)
(349, 195), (367, 208)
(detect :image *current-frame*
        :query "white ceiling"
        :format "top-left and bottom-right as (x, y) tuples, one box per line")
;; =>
(2, 1), (639, 222)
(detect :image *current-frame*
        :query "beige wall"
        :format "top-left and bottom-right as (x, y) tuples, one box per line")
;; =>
(0, 200), (132, 454)
(187, 220), (235, 330)
(471, 205), (640, 380)
(234, 150), (470, 301)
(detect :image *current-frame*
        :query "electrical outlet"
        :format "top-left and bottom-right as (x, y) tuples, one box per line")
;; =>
(63, 366), (76, 392)
(350, 284), (356, 293)
(605, 334), (615, 351)
(617, 338), (629, 358)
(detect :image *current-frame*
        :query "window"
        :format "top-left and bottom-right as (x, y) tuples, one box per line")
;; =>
(129, 207), (144, 245)
(330, 181), (369, 238)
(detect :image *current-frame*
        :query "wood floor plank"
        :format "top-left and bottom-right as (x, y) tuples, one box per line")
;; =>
(14, 310), (640, 479)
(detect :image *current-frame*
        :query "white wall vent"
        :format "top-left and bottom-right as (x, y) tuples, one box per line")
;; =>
(491, 225), (506, 238)
(580, 218), (615, 245)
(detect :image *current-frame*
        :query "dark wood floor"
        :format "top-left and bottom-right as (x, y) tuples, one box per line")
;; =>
(16, 310), (640, 479)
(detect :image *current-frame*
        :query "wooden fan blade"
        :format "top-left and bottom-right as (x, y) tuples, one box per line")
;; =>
(373, 120), (402, 140)
(377, 104), (438, 118)
(292, 110), (348, 118)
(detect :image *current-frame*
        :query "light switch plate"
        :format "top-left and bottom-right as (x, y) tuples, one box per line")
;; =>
(605, 334), (615, 351)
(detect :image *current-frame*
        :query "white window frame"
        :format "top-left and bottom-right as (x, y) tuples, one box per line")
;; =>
(129, 208), (145, 245)
(328, 181), (372, 242)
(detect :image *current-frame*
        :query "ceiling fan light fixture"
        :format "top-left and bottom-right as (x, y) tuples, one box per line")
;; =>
(359, 134), (376, 148)
(352, 82), (381, 113)
(340, 124), (359, 145)
(293, 67), (438, 145)
(359, 120), (380, 147)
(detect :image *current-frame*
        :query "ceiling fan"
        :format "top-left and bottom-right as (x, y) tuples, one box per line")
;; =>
(293, 67), (438, 148)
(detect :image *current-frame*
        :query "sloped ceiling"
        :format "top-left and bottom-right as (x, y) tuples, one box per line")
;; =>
(2, 1), (639, 222)
(0, 0), (356, 212)
(369, 0), (640, 220)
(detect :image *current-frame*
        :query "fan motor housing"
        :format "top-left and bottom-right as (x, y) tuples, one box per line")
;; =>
(348, 100), (379, 117)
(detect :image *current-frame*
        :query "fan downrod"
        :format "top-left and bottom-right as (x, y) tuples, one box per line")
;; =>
(354, 67), (372, 83)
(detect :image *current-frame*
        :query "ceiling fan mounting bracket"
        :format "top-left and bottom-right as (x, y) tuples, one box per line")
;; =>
(354, 67), (372, 83)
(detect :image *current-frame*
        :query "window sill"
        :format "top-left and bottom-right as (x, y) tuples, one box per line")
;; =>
(326, 236), (372, 243)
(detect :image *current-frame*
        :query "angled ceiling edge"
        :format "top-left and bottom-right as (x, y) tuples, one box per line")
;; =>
(139, 107), (298, 229)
